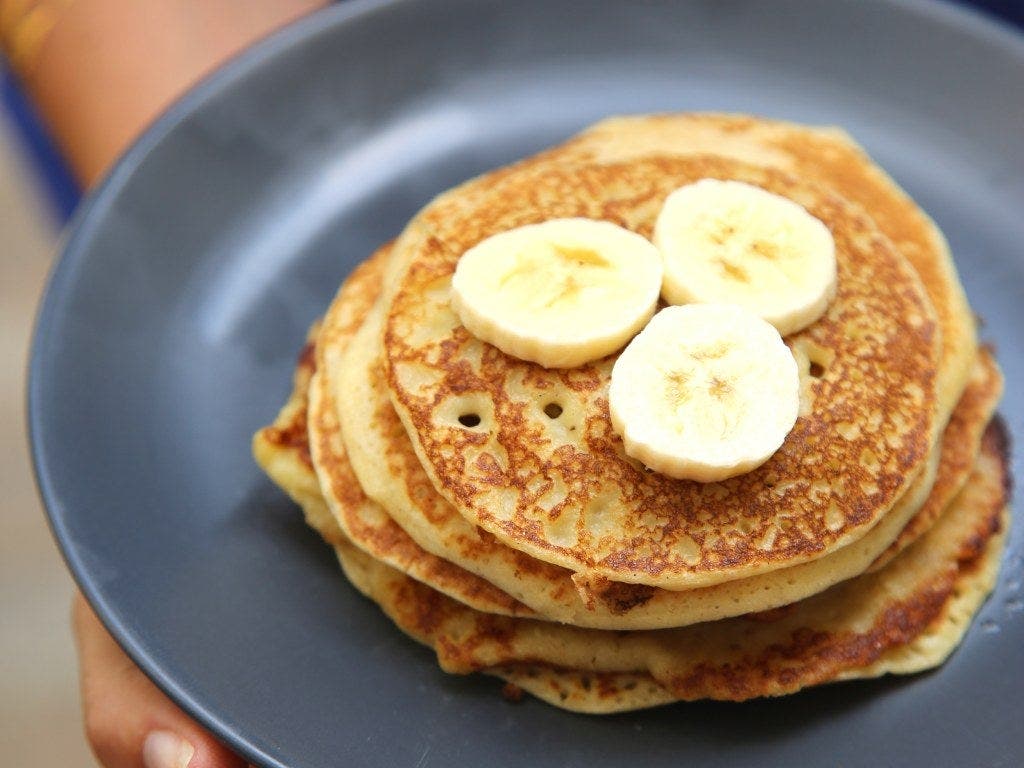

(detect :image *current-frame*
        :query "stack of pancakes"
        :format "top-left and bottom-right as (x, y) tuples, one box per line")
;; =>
(254, 114), (1011, 713)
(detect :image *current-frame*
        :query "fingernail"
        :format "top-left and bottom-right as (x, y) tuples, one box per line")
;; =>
(143, 730), (195, 768)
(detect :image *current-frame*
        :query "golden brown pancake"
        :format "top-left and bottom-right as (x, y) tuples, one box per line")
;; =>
(251, 324), (329, 541)
(554, 113), (976, 421)
(267, 237), (995, 630)
(258, 367), (1008, 710)
(384, 153), (940, 589)
(328, 299), (996, 626)
(255, 255), (534, 618)
(868, 346), (1003, 571)
(487, 666), (675, 714)
(328, 423), (1008, 707)
(252, 112), (1008, 713)
(258, 243), (993, 630)
(317, 244), (995, 626)
(253, 313), (1007, 710)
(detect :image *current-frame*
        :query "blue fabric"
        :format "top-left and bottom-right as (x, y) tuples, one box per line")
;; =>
(1, 0), (1021, 227)
(1, 70), (79, 223)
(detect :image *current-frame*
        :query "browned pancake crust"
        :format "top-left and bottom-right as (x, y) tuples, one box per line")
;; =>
(333, 290), (994, 625)
(492, 665), (674, 713)
(256, 252), (533, 618)
(556, 113), (976, 416)
(335, 422), (1008, 701)
(261, 336), (317, 470)
(869, 347), (1003, 570)
(267, 238), (988, 627)
(310, 371), (536, 618)
(386, 155), (939, 588)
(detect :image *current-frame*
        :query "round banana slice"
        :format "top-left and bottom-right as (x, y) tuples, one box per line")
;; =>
(654, 179), (836, 336)
(608, 304), (800, 483)
(451, 218), (663, 368)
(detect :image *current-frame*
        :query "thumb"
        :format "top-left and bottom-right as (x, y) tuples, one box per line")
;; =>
(72, 592), (250, 768)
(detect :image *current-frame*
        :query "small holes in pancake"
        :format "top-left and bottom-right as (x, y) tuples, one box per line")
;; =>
(458, 413), (481, 428)
(530, 390), (583, 443)
(438, 395), (492, 433)
(792, 338), (834, 381)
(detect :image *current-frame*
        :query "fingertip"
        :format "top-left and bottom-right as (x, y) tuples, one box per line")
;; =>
(177, 731), (250, 768)
(143, 730), (194, 768)
(141, 728), (250, 768)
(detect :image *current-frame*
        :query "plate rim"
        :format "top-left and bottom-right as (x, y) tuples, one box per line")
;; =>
(26, 1), (1024, 766)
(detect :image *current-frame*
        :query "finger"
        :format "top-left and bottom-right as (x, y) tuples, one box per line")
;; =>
(73, 593), (250, 768)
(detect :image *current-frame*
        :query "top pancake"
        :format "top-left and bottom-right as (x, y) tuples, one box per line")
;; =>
(384, 149), (940, 589)
(330, 279), (998, 626)
(556, 113), (976, 419)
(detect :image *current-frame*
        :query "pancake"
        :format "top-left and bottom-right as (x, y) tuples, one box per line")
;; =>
(253, 112), (1007, 713)
(324, 283), (996, 626)
(488, 666), (675, 714)
(384, 152), (940, 589)
(868, 346), (1003, 572)
(491, 479), (1007, 713)
(251, 324), (332, 542)
(328, 423), (1009, 707)
(554, 113), (977, 421)
(259, 361), (1008, 709)
(255, 254), (534, 619)
(319, 239), (994, 623)
(279, 244), (994, 631)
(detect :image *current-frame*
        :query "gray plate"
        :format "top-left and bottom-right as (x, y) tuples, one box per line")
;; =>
(29, 1), (1024, 766)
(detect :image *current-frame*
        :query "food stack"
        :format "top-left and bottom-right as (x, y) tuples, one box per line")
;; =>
(254, 114), (1010, 712)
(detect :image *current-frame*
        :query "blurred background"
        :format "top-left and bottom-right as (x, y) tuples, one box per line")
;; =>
(0, 0), (1020, 765)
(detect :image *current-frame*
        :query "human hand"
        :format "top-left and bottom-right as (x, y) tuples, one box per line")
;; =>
(72, 592), (251, 768)
(3, 0), (328, 187)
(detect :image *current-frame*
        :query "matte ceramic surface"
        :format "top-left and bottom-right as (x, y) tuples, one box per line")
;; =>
(29, 1), (1024, 766)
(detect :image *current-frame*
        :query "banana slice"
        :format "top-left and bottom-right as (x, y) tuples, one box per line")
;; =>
(608, 304), (799, 482)
(451, 218), (663, 368)
(654, 179), (836, 336)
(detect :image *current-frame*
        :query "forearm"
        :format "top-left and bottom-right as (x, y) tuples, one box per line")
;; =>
(2, 0), (327, 187)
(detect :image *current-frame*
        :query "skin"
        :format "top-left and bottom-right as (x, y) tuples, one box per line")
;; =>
(12, 0), (328, 187)
(6, 1), (328, 764)
(73, 595), (249, 768)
